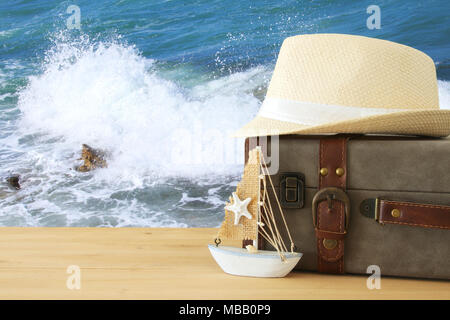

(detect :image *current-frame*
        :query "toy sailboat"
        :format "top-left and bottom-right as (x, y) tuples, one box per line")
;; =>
(208, 147), (302, 278)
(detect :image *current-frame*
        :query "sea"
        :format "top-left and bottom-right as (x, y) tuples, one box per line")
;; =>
(0, 0), (449, 227)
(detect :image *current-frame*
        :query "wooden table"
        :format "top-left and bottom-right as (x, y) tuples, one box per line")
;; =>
(0, 227), (448, 299)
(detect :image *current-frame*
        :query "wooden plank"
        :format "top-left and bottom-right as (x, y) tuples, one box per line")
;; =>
(0, 227), (448, 299)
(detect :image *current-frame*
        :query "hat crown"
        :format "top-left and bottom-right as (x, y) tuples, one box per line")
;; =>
(267, 34), (439, 110)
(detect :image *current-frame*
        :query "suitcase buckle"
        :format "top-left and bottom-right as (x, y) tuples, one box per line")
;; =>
(312, 187), (350, 230)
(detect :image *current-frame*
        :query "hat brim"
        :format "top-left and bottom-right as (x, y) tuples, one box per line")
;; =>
(233, 109), (450, 138)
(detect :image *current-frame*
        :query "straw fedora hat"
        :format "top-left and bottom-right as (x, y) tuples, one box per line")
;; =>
(235, 34), (450, 137)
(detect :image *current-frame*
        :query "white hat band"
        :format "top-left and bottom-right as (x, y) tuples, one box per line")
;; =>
(258, 98), (407, 126)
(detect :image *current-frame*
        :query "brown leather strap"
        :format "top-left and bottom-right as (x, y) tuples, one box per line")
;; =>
(379, 199), (450, 230)
(315, 137), (348, 274)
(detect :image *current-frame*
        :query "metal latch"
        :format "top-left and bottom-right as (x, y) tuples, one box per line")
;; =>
(280, 172), (305, 209)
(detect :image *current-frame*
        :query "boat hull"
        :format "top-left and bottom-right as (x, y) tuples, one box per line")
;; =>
(208, 245), (302, 278)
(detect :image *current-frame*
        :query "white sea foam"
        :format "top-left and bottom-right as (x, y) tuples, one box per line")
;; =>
(0, 35), (270, 227)
(17, 35), (269, 186)
(0, 93), (13, 101)
(0, 28), (18, 39)
(438, 80), (450, 109)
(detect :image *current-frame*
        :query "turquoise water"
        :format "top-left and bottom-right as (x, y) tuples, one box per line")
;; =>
(0, 0), (449, 227)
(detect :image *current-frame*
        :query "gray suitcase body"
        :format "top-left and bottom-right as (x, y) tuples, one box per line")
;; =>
(246, 135), (450, 279)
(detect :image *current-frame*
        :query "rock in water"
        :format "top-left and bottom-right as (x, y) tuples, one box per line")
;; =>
(76, 144), (108, 172)
(7, 175), (20, 190)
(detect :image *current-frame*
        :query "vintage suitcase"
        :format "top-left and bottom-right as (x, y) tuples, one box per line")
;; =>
(245, 135), (450, 279)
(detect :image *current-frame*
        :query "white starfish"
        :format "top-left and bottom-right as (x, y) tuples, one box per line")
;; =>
(225, 192), (252, 225)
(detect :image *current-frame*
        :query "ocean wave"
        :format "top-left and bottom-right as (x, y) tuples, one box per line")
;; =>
(0, 28), (19, 39)
(16, 34), (269, 184)
(438, 80), (450, 109)
(0, 33), (269, 227)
